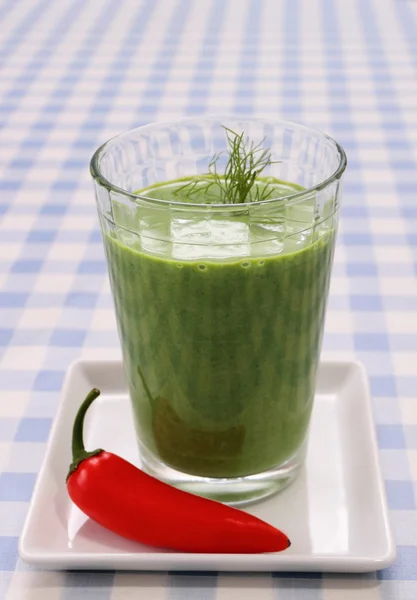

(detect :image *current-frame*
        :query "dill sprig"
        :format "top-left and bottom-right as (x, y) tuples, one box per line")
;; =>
(173, 127), (278, 204)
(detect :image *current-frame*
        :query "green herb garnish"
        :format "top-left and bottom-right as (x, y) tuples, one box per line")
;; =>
(174, 127), (278, 204)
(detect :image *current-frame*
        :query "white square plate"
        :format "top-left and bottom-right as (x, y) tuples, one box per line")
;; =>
(19, 359), (395, 572)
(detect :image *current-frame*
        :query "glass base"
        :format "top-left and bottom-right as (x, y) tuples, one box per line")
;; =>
(138, 442), (307, 506)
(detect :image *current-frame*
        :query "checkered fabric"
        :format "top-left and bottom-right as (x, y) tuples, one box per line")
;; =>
(1, 0), (417, 597)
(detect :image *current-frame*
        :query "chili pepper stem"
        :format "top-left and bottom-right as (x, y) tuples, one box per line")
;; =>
(67, 388), (103, 480)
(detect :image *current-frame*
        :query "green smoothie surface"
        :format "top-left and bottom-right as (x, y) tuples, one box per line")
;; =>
(103, 178), (335, 477)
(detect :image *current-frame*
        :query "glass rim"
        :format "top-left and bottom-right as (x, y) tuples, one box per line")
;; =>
(90, 115), (347, 211)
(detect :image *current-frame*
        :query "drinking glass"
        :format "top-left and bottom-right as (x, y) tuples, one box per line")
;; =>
(90, 116), (346, 504)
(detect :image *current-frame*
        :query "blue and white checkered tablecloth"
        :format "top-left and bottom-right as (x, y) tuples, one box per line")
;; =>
(1, 0), (417, 597)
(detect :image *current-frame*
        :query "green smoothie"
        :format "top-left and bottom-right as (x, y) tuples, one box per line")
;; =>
(103, 179), (335, 478)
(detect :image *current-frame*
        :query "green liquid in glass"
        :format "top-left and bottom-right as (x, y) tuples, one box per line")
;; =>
(103, 179), (335, 477)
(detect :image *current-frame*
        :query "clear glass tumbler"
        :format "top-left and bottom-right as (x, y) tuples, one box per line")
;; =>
(91, 117), (346, 505)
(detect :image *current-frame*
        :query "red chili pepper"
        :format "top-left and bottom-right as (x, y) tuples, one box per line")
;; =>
(67, 389), (291, 554)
